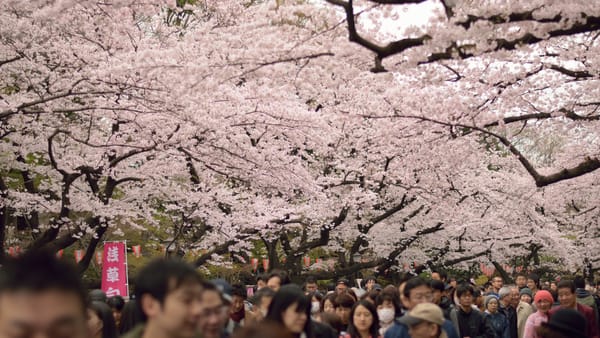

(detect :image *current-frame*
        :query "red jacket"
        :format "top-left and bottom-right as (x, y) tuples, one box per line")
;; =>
(549, 303), (599, 338)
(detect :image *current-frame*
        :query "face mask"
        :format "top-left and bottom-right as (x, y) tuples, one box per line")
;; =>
(378, 308), (395, 323)
(311, 301), (321, 314)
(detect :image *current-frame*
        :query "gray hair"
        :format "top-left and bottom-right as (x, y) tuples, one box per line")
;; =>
(498, 286), (512, 299)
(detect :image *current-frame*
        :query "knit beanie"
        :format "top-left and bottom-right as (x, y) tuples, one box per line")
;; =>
(534, 290), (554, 304)
(484, 295), (499, 309)
(519, 287), (533, 298)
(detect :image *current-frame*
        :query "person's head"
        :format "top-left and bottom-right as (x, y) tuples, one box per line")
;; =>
(492, 276), (503, 290)
(508, 286), (520, 308)
(118, 299), (142, 334)
(533, 290), (554, 314)
(364, 277), (376, 291)
(556, 280), (576, 308)
(304, 276), (318, 294)
(134, 258), (203, 338)
(336, 278), (350, 294)
(484, 295), (499, 314)
(537, 308), (587, 338)
(498, 286), (511, 305)
(456, 284), (474, 311)
(573, 276), (586, 290)
(515, 273), (527, 288)
(375, 292), (399, 324)
(256, 274), (267, 290)
(519, 287), (533, 304)
(267, 270), (290, 292)
(106, 296), (125, 328)
(403, 277), (433, 310)
(198, 281), (228, 338)
(399, 303), (447, 338)
(322, 293), (337, 314)
(0, 250), (90, 338)
(230, 284), (247, 315)
(90, 289), (108, 303)
(527, 273), (540, 291)
(431, 270), (447, 282)
(266, 285), (311, 336)
(360, 290), (379, 304)
(334, 294), (355, 325)
(347, 300), (379, 338)
(253, 287), (276, 317)
(308, 291), (323, 314)
(429, 280), (445, 305)
(88, 301), (118, 338)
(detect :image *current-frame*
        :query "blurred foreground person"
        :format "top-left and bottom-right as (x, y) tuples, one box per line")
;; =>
(232, 321), (294, 338)
(0, 250), (91, 338)
(535, 308), (586, 338)
(119, 299), (142, 334)
(343, 300), (380, 338)
(123, 259), (203, 338)
(89, 301), (119, 338)
(198, 281), (228, 338)
(266, 285), (312, 338)
(399, 303), (448, 338)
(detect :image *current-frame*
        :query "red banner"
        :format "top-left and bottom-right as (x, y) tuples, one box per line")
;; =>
(101, 242), (129, 298)
(132, 245), (141, 258)
(75, 249), (84, 263)
(250, 258), (258, 271)
(262, 258), (269, 271)
(8, 246), (21, 257)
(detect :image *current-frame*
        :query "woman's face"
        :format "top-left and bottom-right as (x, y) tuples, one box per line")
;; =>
(87, 309), (102, 337)
(520, 294), (532, 304)
(282, 302), (308, 334)
(537, 299), (552, 313)
(352, 305), (374, 333)
(486, 299), (498, 313)
(323, 299), (335, 313)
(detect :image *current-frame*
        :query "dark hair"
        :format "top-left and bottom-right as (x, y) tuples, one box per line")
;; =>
(309, 291), (324, 303)
(119, 299), (142, 335)
(268, 270), (291, 286)
(403, 277), (430, 298)
(432, 270), (448, 281)
(305, 276), (317, 284)
(430, 280), (445, 292)
(346, 300), (379, 338)
(257, 274), (268, 283)
(516, 272), (527, 278)
(322, 292), (338, 309)
(90, 301), (118, 338)
(232, 284), (247, 299)
(266, 285), (312, 338)
(364, 276), (376, 283)
(456, 283), (475, 298)
(556, 280), (575, 293)
(134, 258), (202, 321)
(201, 280), (227, 304)
(320, 312), (343, 333)
(528, 273), (540, 288)
(535, 325), (570, 338)
(335, 293), (355, 309)
(376, 292), (401, 317)
(573, 276), (586, 289)
(252, 287), (276, 306)
(360, 290), (379, 303)
(0, 250), (87, 311)
(107, 296), (125, 311)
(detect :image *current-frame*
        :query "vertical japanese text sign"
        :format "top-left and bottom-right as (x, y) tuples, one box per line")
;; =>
(101, 242), (129, 299)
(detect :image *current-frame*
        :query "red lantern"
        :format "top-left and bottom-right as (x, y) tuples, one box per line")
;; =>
(303, 256), (311, 268)
(56, 249), (64, 259)
(96, 251), (103, 265)
(75, 250), (84, 263)
(251, 258), (259, 271)
(262, 258), (269, 271)
(132, 245), (142, 258)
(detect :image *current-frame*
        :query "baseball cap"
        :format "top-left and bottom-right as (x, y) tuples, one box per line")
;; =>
(398, 303), (448, 338)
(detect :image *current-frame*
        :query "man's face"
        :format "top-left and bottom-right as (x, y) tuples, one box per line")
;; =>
(144, 281), (204, 338)
(335, 283), (348, 294)
(305, 283), (317, 293)
(267, 277), (281, 291)
(198, 290), (227, 338)
(406, 285), (433, 310)
(0, 289), (89, 338)
(492, 277), (503, 290)
(557, 287), (576, 308)
(526, 279), (537, 290)
(256, 280), (267, 290)
(230, 295), (244, 314)
(459, 291), (473, 309)
(516, 276), (527, 288)
(509, 288), (520, 308)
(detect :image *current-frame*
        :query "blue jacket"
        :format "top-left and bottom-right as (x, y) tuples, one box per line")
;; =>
(384, 319), (460, 338)
(484, 311), (510, 338)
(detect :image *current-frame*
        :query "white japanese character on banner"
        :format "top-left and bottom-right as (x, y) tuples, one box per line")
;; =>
(106, 246), (119, 263)
(106, 267), (120, 282)
(106, 287), (121, 297)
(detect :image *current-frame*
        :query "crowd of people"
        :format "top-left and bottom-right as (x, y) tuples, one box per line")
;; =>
(1, 250), (599, 338)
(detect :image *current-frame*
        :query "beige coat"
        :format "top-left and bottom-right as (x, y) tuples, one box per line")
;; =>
(517, 301), (533, 338)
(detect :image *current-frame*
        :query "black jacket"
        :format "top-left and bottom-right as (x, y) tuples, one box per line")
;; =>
(450, 307), (495, 338)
